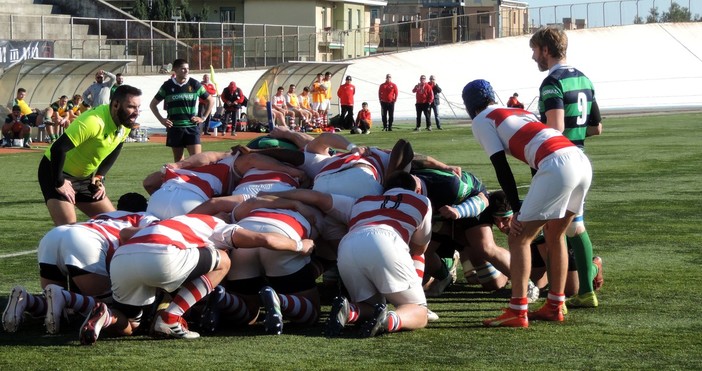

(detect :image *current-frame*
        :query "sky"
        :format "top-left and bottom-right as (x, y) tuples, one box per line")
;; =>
(524, 0), (701, 28)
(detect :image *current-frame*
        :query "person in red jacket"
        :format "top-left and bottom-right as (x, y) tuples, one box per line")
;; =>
(337, 76), (355, 129)
(354, 102), (372, 134)
(378, 74), (398, 131)
(413, 75), (434, 131)
(506, 93), (525, 109)
(221, 81), (247, 130)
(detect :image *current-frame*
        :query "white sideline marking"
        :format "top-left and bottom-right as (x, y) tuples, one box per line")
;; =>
(0, 250), (36, 259)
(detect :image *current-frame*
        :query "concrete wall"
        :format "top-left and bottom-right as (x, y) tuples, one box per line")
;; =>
(244, 0), (317, 27)
(129, 23), (702, 129)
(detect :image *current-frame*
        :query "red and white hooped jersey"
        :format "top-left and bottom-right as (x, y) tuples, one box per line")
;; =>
(238, 207), (322, 240)
(79, 211), (159, 254)
(471, 106), (576, 170)
(236, 168), (300, 190)
(120, 214), (235, 252)
(163, 163), (232, 199)
(314, 147), (390, 183)
(332, 188), (432, 245)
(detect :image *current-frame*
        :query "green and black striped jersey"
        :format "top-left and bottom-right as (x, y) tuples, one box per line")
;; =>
(538, 65), (599, 147)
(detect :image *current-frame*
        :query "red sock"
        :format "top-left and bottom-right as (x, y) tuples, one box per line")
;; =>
(546, 291), (565, 310)
(168, 275), (213, 318)
(509, 297), (528, 316)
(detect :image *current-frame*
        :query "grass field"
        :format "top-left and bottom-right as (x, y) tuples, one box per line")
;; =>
(1, 113), (701, 370)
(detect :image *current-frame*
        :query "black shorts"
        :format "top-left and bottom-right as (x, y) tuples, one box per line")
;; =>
(166, 126), (200, 148)
(38, 156), (100, 203)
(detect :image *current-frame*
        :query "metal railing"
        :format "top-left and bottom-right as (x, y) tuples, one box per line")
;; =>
(528, 0), (700, 29)
(0, 0), (699, 74)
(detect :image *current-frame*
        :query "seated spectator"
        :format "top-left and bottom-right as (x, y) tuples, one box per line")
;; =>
(47, 95), (70, 142)
(298, 87), (320, 128)
(353, 102), (372, 134)
(271, 86), (292, 128)
(67, 95), (84, 122)
(285, 84), (312, 129)
(12, 87), (52, 127)
(506, 93), (525, 109)
(1, 105), (31, 148)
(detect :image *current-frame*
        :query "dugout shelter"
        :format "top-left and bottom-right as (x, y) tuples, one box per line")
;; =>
(247, 61), (351, 123)
(0, 58), (132, 116)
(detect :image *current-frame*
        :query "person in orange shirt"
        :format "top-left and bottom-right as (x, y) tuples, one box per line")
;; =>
(378, 74), (398, 131)
(353, 102), (372, 134)
(310, 74), (326, 126)
(337, 76), (355, 129)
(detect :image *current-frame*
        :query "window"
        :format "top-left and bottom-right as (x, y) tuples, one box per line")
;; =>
(478, 11), (489, 25)
(220, 7), (235, 23)
(357, 10), (361, 28)
(348, 9), (353, 30)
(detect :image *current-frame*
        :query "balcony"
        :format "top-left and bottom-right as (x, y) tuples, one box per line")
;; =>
(421, 0), (465, 7)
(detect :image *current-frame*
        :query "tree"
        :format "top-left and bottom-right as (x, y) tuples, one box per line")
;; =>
(645, 6), (659, 23)
(637, 2), (700, 24)
(131, 0), (149, 20)
(660, 2), (692, 22)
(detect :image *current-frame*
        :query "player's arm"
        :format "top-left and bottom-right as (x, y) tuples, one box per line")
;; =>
(544, 108), (565, 133)
(259, 189), (334, 213)
(306, 132), (355, 155)
(169, 151), (229, 169)
(586, 101), (603, 137)
(439, 192), (489, 220)
(48, 134), (76, 190)
(489, 151), (521, 214)
(142, 171), (163, 195)
(95, 142), (123, 178)
(231, 227), (315, 255)
(149, 97), (170, 127)
(190, 195), (246, 216)
(409, 208), (433, 255)
(201, 94), (215, 120)
(411, 154), (461, 177)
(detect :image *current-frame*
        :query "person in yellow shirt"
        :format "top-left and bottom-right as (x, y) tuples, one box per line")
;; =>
(12, 88), (52, 127)
(285, 84), (312, 128)
(38, 85), (142, 226)
(298, 87), (319, 127)
(67, 95), (84, 122)
(47, 96), (70, 142)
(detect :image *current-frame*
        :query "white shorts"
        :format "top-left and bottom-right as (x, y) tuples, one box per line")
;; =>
(37, 225), (109, 276)
(519, 148), (592, 222)
(227, 221), (309, 280)
(147, 185), (208, 220)
(110, 244), (217, 306)
(337, 226), (426, 305)
(313, 166), (383, 199)
(312, 100), (329, 111)
(232, 181), (295, 200)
